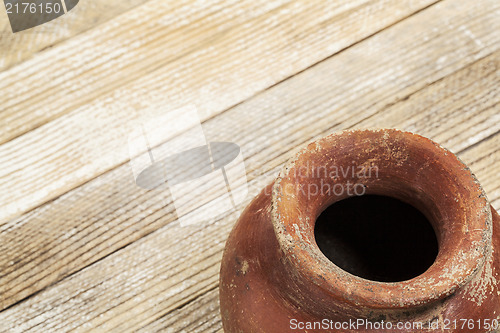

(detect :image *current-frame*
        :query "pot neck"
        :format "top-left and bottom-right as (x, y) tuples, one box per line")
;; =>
(271, 129), (492, 316)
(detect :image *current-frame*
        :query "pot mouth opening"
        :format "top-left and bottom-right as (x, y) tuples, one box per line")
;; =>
(271, 129), (492, 309)
(314, 194), (439, 283)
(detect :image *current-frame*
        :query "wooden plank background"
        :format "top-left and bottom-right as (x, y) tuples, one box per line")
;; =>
(0, 0), (499, 331)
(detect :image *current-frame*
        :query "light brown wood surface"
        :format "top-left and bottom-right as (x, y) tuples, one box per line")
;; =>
(0, 0), (499, 331)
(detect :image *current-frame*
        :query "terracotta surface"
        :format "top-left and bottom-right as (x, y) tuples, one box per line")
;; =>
(219, 129), (500, 332)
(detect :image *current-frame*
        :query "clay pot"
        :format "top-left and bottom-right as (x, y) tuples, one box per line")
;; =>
(219, 129), (500, 332)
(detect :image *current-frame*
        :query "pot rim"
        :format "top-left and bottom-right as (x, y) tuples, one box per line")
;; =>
(271, 128), (492, 309)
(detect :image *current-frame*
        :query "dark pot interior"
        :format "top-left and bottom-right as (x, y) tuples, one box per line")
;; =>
(314, 194), (439, 282)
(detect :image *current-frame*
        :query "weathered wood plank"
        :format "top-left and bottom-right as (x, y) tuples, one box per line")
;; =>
(0, 0), (153, 72)
(0, 0), (284, 143)
(136, 288), (222, 333)
(0, 0), (498, 330)
(0, 0), (442, 227)
(459, 132), (500, 211)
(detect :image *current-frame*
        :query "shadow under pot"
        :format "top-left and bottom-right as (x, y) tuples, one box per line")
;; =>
(219, 129), (500, 333)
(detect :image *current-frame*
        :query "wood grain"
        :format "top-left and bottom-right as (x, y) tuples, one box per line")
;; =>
(0, 0), (498, 330)
(0, 0), (440, 225)
(0, 0), (151, 72)
(136, 288), (222, 333)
